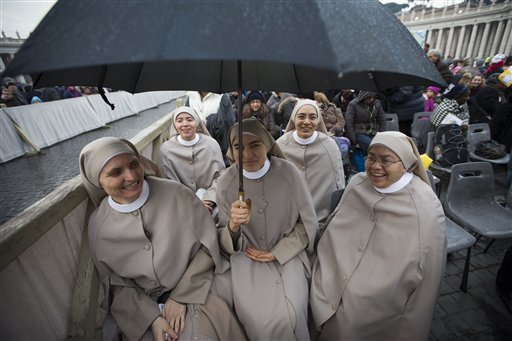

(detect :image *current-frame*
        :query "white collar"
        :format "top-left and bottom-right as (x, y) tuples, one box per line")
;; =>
(243, 159), (271, 180)
(292, 130), (318, 145)
(374, 172), (413, 193)
(108, 179), (150, 213)
(177, 134), (200, 146)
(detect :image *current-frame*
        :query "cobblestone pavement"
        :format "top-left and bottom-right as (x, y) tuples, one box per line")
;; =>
(429, 163), (512, 341)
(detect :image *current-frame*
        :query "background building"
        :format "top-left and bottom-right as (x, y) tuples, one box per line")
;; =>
(395, 0), (511, 59)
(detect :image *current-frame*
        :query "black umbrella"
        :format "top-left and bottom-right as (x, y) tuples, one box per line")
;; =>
(4, 0), (446, 196)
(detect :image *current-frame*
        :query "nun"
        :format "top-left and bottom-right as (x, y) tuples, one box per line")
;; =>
(160, 106), (225, 212)
(80, 137), (245, 341)
(215, 118), (318, 340)
(276, 99), (345, 229)
(310, 131), (447, 340)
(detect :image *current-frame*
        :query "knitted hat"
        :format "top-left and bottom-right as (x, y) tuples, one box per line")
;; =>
(247, 91), (264, 103)
(444, 84), (470, 99)
(427, 86), (441, 95)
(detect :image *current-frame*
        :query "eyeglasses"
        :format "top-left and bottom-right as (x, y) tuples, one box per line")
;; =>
(365, 155), (402, 168)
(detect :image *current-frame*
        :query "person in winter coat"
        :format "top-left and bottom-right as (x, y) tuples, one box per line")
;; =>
(428, 49), (453, 85)
(345, 91), (387, 151)
(385, 86), (425, 136)
(206, 93), (236, 166)
(490, 91), (512, 153)
(274, 95), (298, 131)
(332, 90), (356, 113)
(186, 91), (222, 122)
(242, 91), (280, 139)
(468, 84), (503, 125)
(430, 85), (470, 128)
(424, 86), (441, 112)
(314, 92), (345, 136)
(310, 131), (446, 341)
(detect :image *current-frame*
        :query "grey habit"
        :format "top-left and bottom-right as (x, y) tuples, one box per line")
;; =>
(160, 106), (225, 202)
(80, 137), (245, 341)
(216, 119), (318, 340)
(277, 99), (345, 226)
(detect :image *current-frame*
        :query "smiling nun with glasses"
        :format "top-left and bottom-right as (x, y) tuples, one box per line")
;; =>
(310, 131), (447, 340)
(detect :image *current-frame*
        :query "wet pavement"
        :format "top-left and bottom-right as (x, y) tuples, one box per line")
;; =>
(431, 238), (512, 340)
(0, 100), (178, 224)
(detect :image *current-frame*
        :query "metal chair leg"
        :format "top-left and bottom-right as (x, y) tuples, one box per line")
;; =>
(484, 239), (495, 253)
(460, 246), (472, 292)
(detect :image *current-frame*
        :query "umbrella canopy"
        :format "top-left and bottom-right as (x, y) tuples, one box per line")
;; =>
(4, 0), (445, 93)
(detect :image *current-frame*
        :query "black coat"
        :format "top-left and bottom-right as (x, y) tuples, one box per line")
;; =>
(490, 101), (512, 153)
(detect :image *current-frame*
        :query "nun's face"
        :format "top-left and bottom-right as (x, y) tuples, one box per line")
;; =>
(232, 134), (267, 172)
(365, 146), (406, 188)
(175, 113), (197, 141)
(99, 153), (144, 204)
(294, 105), (318, 139)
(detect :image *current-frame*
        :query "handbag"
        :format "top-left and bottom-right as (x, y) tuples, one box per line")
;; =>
(474, 140), (507, 159)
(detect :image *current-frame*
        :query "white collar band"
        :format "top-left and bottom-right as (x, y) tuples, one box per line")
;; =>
(177, 134), (200, 146)
(109, 179), (150, 213)
(293, 131), (318, 145)
(374, 171), (413, 193)
(243, 159), (271, 179)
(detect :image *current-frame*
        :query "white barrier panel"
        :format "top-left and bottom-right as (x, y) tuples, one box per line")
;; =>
(86, 91), (138, 124)
(131, 91), (185, 113)
(3, 97), (105, 149)
(0, 91), (185, 164)
(0, 200), (86, 340)
(0, 110), (28, 163)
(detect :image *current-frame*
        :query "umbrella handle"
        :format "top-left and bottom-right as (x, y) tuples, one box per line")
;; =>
(238, 191), (252, 215)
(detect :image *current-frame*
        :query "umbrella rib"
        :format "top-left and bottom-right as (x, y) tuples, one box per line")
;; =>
(133, 63), (145, 93)
(219, 60), (223, 93)
(292, 64), (300, 94)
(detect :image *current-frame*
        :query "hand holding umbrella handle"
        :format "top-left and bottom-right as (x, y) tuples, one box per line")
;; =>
(229, 195), (251, 233)
(238, 191), (252, 213)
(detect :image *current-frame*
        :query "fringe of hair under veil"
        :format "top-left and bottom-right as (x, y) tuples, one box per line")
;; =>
(284, 99), (328, 134)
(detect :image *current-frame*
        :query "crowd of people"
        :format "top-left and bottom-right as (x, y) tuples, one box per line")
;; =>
(0, 78), (98, 108)
(38, 47), (506, 340)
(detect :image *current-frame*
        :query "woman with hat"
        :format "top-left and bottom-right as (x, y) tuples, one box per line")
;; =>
(276, 99), (345, 229)
(79, 137), (245, 341)
(242, 91), (280, 138)
(310, 131), (447, 340)
(160, 106), (225, 213)
(215, 118), (318, 340)
(430, 84), (471, 127)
